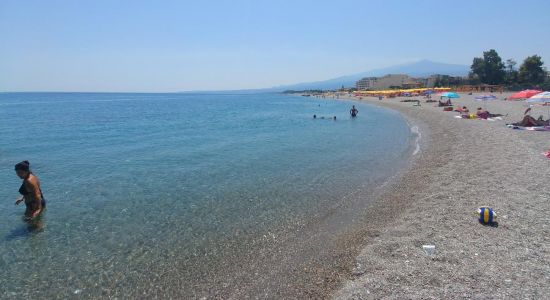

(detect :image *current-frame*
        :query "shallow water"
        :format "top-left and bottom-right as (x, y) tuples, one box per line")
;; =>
(0, 92), (412, 297)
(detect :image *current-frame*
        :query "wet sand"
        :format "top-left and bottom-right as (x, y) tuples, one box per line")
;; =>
(332, 93), (550, 299)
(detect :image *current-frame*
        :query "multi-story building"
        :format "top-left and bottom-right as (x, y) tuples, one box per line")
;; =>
(355, 74), (417, 90)
(355, 77), (377, 90)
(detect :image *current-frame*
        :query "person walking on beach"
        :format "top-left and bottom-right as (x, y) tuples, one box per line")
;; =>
(14, 161), (46, 220)
(350, 105), (359, 118)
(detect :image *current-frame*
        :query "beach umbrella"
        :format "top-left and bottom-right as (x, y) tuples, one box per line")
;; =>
(509, 89), (543, 100)
(527, 92), (550, 118)
(527, 91), (550, 102)
(475, 94), (497, 110)
(441, 92), (460, 98)
(475, 95), (497, 101)
(422, 89), (435, 95)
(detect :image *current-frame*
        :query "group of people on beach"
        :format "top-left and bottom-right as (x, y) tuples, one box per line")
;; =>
(453, 106), (502, 120)
(437, 97), (550, 157)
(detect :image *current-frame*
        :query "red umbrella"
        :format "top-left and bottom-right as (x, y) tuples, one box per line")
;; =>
(509, 89), (543, 100)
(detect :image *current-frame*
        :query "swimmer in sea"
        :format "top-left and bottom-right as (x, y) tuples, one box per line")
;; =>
(350, 105), (358, 117)
(15, 161), (45, 220)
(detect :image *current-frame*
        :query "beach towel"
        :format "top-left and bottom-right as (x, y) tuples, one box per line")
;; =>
(453, 114), (477, 119)
(454, 116), (502, 121)
(506, 125), (550, 131)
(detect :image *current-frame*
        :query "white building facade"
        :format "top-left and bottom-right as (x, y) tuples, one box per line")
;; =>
(356, 74), (414, 90)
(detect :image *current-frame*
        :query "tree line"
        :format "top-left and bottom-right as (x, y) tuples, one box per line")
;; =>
(469, 49), (549, 90)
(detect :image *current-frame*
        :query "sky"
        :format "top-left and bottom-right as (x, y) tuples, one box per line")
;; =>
(1, 0), (549, 92)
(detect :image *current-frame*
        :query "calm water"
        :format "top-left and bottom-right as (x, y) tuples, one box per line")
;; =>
(0, 93), (412, 298)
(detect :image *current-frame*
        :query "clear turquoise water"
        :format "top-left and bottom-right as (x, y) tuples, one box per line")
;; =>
(0, 92), (412, 297)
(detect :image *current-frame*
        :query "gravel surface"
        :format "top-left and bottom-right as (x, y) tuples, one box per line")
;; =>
(332, 93), (550, 299)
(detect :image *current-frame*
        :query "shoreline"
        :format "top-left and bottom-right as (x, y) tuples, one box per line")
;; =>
(206, 98), (422, 299)
(325, 93), (550, 298)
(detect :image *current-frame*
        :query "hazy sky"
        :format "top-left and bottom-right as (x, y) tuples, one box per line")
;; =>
(1, 0), (549, 92)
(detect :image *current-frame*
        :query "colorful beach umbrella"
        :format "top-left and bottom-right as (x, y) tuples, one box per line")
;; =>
(526, 91), (550, 118)
(475, 95), (497, 110)
(526, 91), (550, 103)
(509, 89), (543, 100)
(441, 92), (460, 98)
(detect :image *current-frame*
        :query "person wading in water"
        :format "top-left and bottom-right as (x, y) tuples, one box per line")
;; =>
(350, 105), (359, 118)
(14, 161), (46, 221)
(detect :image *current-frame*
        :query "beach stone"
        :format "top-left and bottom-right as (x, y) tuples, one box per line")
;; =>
(352, 263), (367, 276)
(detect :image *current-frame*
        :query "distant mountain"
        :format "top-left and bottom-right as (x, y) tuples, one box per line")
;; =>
(269, 60), (469, 91)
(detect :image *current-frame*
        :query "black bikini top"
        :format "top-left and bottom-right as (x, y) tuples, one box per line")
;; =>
(18, 183), (28, 195)
(19, 173), (43, 198)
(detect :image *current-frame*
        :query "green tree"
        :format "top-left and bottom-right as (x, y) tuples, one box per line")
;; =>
(469, 57), (484, 83)
(518, 55), (546, 85)
(470, 49), (506, 85)
(505, 58), (518, 85)
(541, 73), (550, 91)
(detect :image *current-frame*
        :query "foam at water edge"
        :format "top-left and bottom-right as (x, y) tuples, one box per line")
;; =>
(410, 125), (421, 155)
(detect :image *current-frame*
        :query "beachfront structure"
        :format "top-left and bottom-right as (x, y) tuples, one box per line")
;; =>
(356, 77), (377, 90)
(356, 74), (421, 90)
(421, 74), (467, 88)
(454, 84), (505, 93)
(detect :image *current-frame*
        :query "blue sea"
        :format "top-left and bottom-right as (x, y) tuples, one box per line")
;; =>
(0, 92), (413, 298)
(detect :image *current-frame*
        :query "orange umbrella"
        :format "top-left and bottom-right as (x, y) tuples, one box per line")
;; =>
(509, 89), (543, 100)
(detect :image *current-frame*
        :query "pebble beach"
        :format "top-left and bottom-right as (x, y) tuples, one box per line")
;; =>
(331, 92), (550, 299)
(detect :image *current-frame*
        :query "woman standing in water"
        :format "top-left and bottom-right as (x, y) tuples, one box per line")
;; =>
(15, 161), (46, 220)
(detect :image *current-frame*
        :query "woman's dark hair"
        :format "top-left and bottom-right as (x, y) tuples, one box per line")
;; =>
(15, 160), (30, 172)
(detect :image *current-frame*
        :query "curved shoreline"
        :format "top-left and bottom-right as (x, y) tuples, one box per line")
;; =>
(215, 98), (421, 299)
(216, 96), (426, 299)
(331, 93), (550, 299)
